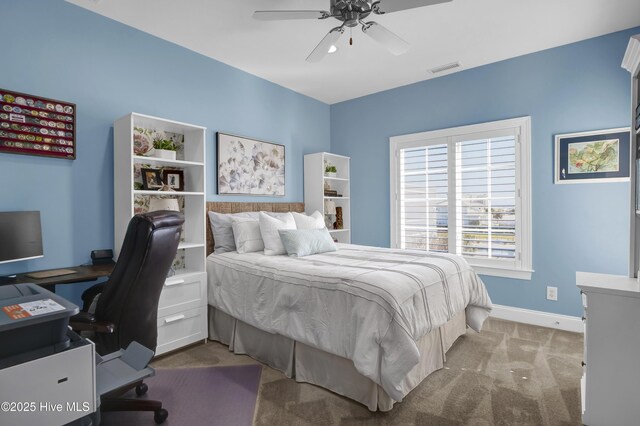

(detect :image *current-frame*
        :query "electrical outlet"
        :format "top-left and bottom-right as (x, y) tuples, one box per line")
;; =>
(546, 286), (558, 301)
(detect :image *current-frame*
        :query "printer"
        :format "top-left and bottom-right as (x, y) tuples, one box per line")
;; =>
(0, 284), (159, 426)
(0, 284), (96, 426)
(0, 283), (79, 367)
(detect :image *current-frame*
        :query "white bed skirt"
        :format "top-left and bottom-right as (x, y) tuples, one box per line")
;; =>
(208, 305), (467, 411)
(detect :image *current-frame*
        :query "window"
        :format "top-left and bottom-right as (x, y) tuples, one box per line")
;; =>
(390, 117), (532, 280)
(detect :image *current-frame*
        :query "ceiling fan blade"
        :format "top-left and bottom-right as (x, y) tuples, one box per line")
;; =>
(373, 0), (452, 14)
(306, 27), (344, 63)
(253, 10), (330, 21)
(362, 22), (409, 55)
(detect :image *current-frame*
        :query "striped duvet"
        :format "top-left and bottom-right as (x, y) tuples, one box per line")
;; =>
(206, 243), (492, 401)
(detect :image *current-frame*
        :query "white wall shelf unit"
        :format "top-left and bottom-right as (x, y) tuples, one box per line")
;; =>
(304, 152), (351, 243)
(114, 112), (207, 356)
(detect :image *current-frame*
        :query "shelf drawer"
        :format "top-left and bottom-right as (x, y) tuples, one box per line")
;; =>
(158, 272), (206, 317)
(156, 306), (206, 355)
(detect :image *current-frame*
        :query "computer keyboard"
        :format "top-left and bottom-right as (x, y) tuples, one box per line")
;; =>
(25, 269), (77, 279)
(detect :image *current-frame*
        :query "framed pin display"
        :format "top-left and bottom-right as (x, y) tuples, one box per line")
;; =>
(0, 88), (76, 160)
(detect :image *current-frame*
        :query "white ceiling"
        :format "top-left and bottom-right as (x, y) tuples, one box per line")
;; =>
(67, 0), (640, 104)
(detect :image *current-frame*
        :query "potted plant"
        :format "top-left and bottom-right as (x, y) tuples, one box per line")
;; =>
(325, 164), (337, 178)
(152, 138), (177, 160)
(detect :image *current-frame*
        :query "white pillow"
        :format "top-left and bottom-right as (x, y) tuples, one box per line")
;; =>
(278, 228), (337, 257)
(266, 212), (292, 218)
(259, 212), (296, 256)
(292, 211), (325, 230)
(208, 211), (259, 253)
(231, 217), (264, 253)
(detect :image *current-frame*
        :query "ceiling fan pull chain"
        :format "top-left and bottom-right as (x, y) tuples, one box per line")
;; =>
(350, 27), (353, 46)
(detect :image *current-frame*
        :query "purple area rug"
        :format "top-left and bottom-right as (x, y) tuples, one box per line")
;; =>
(101, 365), (262, 426)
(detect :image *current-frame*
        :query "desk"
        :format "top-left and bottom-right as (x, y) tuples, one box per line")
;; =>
(7, 263), (114, 292)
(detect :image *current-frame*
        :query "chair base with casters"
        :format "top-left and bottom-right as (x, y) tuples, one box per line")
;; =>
(100, 380), (168, 424)
(94, 341), (168, 424)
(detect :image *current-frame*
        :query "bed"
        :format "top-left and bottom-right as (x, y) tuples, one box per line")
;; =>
(205, 202), (492, 411)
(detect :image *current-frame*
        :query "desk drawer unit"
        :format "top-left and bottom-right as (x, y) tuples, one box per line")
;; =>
(0, 342), (95, 426)
(156, 306), (207, 356)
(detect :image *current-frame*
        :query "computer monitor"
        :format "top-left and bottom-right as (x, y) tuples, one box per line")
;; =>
(0, 211), (43, 264)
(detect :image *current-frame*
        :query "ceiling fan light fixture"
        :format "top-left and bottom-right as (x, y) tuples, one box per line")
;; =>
(328, 45), (338, 54)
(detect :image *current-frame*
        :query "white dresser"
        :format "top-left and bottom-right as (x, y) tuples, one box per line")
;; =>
(576, 271), (640, 426)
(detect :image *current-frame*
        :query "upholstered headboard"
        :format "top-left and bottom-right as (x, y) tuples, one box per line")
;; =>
(205, 202), (305, 256)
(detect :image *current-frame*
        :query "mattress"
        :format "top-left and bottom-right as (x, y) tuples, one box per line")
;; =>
(206, 243), (492, 401)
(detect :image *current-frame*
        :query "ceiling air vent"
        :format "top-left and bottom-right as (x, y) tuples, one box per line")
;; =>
(428, 62), (461, 75)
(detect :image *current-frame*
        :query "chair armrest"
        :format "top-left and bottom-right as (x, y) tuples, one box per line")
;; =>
(81, 282), (107, 311)
(69, 312), (115, 334)
(72, 311), (97, 323)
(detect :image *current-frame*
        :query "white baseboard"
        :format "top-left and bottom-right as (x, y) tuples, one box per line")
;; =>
(490, 304), (583, 333)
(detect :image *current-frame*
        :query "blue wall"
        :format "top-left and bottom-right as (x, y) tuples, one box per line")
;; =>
(0, 0), (330, 305)
(2, 0), (636, 318)
(331, 27), (639, 317)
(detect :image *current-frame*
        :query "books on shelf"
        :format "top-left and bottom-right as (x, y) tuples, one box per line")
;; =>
(324, 190), (342, 197)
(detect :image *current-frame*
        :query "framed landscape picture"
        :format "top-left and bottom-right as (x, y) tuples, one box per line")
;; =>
(554, 128), (630, 184)
(216, 132), (285, 196)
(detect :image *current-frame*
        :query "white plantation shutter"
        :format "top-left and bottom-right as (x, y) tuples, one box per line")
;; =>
(455, 131), (517, 261)
(399, 143), (449, 252)
(391, 118), (531, 279)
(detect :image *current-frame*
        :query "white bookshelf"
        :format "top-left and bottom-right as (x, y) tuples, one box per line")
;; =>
(114, 112), (207, 355)
(304, 152), (351, 243)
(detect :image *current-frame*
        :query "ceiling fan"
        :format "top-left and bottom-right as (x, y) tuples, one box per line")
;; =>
(253, 0), (452, 62)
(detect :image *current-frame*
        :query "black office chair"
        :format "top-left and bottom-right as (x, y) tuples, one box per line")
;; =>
(70, 211), (184, 424)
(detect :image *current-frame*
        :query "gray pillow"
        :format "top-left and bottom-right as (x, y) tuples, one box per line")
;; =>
(278, 228), (337, 257)
(208, 211), (259, 253)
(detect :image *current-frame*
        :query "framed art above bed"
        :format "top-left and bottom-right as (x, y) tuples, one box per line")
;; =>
(216, 132), (285, 196)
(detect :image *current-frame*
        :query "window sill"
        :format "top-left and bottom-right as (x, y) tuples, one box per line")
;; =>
(471, 264), (533, 280)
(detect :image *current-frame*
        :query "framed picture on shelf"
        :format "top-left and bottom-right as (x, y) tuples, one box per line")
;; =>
(163, 169), (184, 191)
(216, 132), (285, 196)
(140, 168), (163, 190)
(554, 127), (630, 184)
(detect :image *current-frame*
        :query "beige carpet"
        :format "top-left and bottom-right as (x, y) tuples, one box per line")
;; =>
(152, 318), (583, 425)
